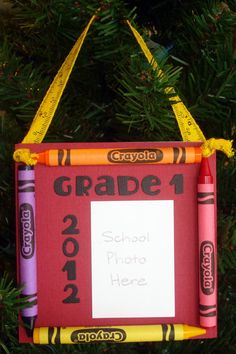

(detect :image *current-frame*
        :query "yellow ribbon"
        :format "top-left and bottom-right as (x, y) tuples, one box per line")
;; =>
(13, 15), (234, 165)
(126, 20), (234, 158)
(21, 14), (96, 145)
(201, 138), (234, 158)
(13, 148), (38, 165)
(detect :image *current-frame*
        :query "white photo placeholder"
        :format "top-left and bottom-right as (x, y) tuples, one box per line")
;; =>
(91, 200), (175, 318)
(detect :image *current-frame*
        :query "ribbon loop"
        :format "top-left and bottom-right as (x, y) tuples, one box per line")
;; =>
(13, 14), (234, 163)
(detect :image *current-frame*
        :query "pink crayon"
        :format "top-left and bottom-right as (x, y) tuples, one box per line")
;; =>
(18, 165), (38, 336)
(198, 158), (217, 327)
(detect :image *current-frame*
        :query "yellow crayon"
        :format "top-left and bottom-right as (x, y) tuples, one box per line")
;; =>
(33, 324), (206, 344)
(35, 146), (202, 166)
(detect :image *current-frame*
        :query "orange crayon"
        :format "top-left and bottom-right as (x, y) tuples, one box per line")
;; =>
(36, 146), (202, 166)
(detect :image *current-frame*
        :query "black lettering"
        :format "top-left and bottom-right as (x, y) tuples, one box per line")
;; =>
(76, 176), (92, 196)
(141, 175), (161, 195)
(117, 176), (139, 195)
(54, 176), (72, 196)
(62, 260), (76, 281)
(169, 174), (184, 194)
(62, 215), (80, 234)
(95, 176), (115, 195)
(63, 284), (80, 303)
(62, 237), (79, 257)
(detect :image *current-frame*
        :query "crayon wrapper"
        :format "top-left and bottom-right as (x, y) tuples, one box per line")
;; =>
(34, 325), (186, 344)
(18, 168), (37, 317)
(198, 183), (217, 327)
(42, 146), (202, 166)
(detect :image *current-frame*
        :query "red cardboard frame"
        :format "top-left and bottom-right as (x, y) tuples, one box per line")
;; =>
(16, 141), (217, 343)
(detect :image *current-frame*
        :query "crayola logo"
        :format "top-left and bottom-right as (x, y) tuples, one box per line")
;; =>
(20, 203), (35, 259)
(70, 328), (126, 343)
(107, 149), (163, 163)
(200, 241), (215, 295)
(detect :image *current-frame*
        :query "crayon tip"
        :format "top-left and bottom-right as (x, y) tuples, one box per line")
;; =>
(183, 325), (206, 339)
(36, 152), (45, 164)
(198, 157), (213, 184)
(22, 316), (37, 337)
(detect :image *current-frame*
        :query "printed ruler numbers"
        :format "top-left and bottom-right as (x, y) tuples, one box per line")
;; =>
(62, 214), (80, 304)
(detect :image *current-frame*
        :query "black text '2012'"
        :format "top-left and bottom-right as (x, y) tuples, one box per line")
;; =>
(62, 214), (80, 304)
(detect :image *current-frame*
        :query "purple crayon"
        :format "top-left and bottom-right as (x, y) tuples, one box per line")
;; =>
(18, 165), (37, 337)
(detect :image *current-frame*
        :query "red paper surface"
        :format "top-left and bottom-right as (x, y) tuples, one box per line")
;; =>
(15, 141), (217, 343)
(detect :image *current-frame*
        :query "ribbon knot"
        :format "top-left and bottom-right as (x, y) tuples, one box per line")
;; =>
(201, 138), (234, 158)
(13, 148), (38, 165)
